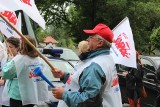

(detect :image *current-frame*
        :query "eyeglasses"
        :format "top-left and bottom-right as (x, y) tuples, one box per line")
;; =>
(87, 35), (104, 41)
(88, 36), (98, 39)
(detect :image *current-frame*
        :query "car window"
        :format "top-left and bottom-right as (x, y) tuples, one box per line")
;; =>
(50, 60), (73, 73)
(141, 58), (156, 77)
(154, 59), (160, 66)
(116, 64), (128, 73)
(61, 49), (79, 60)
(44, 60), (73, 82)
(141, 58), (155, 72)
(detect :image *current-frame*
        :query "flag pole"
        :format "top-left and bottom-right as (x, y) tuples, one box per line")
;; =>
(0, 13), (55, 72)
(0, 31), (13, 56)
(112, 17), (128, 31)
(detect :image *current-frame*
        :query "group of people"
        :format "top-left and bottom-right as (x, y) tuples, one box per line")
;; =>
(51, 23), (149, 107)
(52, 23), (122, 107)
(0, 36), (49, 107)
(0, 23), (155, 107)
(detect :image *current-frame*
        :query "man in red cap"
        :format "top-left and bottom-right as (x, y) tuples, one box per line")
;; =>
(52, 23), (122, 107)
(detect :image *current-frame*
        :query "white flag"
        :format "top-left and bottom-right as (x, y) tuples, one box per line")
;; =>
(13, 13), (22, 39)
(0, 4), (10, 11)
(0, 10), (19, 38)
(0, 0), (46, 29)
(111, 17), (136, 68)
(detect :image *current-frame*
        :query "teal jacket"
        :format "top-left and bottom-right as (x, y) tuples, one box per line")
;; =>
(2, 60), (21, 100)
(62, 49), (110, 107)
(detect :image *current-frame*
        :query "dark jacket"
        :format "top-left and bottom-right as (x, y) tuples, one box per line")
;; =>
(126, 61), (144, 99)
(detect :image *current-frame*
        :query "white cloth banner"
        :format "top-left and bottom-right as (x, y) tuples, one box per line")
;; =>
(0, 4), (9, 11)
(0, 10), (20, 38)
(13, 13), (22, 39)
(111, 17), (136, 68)
(0, 0), (46, 29)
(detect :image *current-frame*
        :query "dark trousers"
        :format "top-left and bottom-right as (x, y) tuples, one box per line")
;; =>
(10, 98), (34, 107)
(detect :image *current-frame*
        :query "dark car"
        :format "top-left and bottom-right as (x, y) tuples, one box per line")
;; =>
(117, 55), (160, 107)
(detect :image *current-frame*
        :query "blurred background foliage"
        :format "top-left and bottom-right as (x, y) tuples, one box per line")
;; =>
(34, 0), (160, 55)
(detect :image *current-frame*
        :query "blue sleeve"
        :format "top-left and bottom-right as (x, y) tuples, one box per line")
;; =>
(2, 60), (17, 79)
(62, 62), (106, 106)
(60, 72), (70, 84)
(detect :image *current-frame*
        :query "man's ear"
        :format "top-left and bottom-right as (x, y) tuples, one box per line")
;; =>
(97, 40), (104, 48)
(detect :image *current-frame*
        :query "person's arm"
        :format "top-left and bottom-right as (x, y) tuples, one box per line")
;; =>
(62, 63), (105, 106)
(52, 68), (70, 84)
(135, 63), (144, 87)
(126, 67), (135, 81)
(2, 60), (17, 79)
(60, 72), (70, 83)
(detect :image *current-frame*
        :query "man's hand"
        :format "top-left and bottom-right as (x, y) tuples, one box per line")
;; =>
(51, 68), (64, 79)
(52, 87), (65, 99)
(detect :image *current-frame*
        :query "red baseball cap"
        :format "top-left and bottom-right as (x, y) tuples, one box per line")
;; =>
(83, 23), (114, 43)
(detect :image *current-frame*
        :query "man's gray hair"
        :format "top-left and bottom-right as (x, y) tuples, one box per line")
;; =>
(96, 34), (112, 48)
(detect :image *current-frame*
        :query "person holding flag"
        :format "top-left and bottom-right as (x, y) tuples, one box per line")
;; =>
(52, 23), (122, 107)
(2, 36), (49, 107)
(1, 36), (20, 107)
(123, 51), (145, 107)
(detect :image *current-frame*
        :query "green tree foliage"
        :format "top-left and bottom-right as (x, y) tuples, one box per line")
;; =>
(35, 25), (76, 49)
(127, 1), (160, 53)
(35, 0), (72, 26)
(150, 26), (160, 50)
(35, 0), (160, 54)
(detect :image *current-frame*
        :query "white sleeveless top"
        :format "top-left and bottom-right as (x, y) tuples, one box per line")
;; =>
(58, 55), (122, 107)
(13, 55), (49, 105)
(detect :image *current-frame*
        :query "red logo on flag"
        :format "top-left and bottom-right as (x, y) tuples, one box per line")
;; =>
(20, 0), (32, 6)
(114, 33), (131, 58)
(0, 11), (17, 25)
